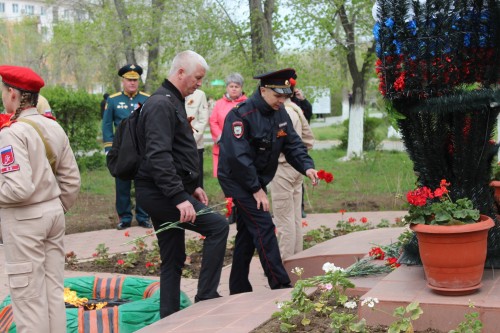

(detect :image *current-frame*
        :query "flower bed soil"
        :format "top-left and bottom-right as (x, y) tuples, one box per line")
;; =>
(66, 249), (233, 279)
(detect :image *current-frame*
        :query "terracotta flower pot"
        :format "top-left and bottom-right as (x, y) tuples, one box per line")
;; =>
(490, 180), (500, 206)
(410, 215), (494, 296)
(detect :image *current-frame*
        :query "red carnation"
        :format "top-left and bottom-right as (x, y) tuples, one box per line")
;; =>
(323, 172), (334, 183)
(225, 197), (233, 217)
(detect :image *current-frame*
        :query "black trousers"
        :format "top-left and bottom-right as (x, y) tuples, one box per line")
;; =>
(136, 182), (229, 318)
(229, 196), (291, 294)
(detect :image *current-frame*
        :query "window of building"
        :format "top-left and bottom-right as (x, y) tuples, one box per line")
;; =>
(12, 3), (18, 13)
(0, 3), (5, 13)
(40, 6), (45, 15)
(63, 9), (69, 18)
(25, 5), (34, 15)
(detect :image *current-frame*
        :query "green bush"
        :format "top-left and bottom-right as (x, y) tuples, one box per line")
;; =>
(339, 117), (387, 150)
(76, 152), (106, 172)
(41, 86), (101, 154)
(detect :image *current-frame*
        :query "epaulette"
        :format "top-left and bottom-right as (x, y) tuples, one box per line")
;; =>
(109, 92), (122, 99)
(139, 92), (150, 97)
(43, 114), (57, 121)
(0, 120), (16, 130)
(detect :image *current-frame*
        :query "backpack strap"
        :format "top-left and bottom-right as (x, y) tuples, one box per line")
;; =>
(17, 118), (56, 174)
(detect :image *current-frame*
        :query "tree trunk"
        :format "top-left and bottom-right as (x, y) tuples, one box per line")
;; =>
(144, 0), (166, 92)
(346, 87), (364, 158)
(249, 0), (277, 72)
(337, 3), (375, 159)
(341, 88), (350, 121)
(113, 0), (137, 64)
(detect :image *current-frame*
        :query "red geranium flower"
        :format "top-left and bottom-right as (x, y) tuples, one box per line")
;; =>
(406, 186), (433, 207)
(348, 217), (356, 223)
(301, 220), (308, 227)
(145, 262), (154, 268)
(124, 231), (130, 237)
(360, 217), (368, 223)
(117, 259), (125, 265)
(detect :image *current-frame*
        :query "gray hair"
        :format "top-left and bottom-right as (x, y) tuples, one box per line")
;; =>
(225, 73), (244, 87)
(168, 50), (209, 76)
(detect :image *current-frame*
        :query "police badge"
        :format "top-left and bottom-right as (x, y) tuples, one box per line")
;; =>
(232, 121), (244, 139)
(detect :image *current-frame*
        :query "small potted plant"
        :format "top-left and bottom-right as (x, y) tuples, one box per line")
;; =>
(404, 179), (494, 296)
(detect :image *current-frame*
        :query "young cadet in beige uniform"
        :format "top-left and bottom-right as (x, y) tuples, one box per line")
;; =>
(270, 93), (314, 260)
(0, 65), (81, 333)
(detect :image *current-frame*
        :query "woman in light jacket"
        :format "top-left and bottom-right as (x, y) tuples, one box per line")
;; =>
(209, 73), (247, 177)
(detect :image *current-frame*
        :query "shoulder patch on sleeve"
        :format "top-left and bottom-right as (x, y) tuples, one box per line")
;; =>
(1, 145), (16, 166)
(232, 121), (244, 139)
(1, 164), (20, 174)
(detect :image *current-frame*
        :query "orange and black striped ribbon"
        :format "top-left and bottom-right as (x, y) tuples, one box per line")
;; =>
(142, 281), (160, 299)
(78, 306), (119, 333)
(0, 305), (13, 333)
(92, 277), (124, 300)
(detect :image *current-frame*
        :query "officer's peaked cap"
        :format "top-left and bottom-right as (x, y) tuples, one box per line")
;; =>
(0, 65), (44, 93)
(118, 64), (143, 79)
(254, 68), (295, 94)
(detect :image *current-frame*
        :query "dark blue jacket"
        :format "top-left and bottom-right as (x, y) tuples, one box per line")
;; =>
(102, 91), (149, 151)
(218, 90), (314, 198)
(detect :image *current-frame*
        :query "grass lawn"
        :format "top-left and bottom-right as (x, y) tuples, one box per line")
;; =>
(68, 146), (416, 234)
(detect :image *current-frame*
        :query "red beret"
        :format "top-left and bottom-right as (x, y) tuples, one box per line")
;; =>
(0, 65), (45, 93)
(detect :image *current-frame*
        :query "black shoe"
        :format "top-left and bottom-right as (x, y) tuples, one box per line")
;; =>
(301, 210), (307, 218)
(277, 284), (293, 290)
(194, 294), (222, 303)
(117, 222), (131, 230)
(138, 220), (153, 228)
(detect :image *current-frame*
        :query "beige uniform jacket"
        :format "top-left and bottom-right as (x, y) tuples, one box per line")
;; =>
(0, 108), (80, 211)
(185, 89), (209, 149)
(278, 99), (314, 163)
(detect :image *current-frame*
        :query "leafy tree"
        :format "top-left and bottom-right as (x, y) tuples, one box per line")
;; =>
(0, 17), (49, 77)
(285, 0), (376, 158)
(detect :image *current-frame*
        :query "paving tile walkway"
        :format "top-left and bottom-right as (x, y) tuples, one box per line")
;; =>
(0, 211), (406, 331)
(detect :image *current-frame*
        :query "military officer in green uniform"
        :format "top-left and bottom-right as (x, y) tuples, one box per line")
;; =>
(102, 64), (152, 230)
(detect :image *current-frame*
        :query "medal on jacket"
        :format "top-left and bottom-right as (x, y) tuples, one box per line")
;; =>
(232, 121), (244, 139)
(276, 129), (287, 138)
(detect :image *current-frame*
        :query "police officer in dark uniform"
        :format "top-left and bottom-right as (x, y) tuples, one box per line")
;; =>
(102, 64), (152, 230)
(218, 68), (319, 294)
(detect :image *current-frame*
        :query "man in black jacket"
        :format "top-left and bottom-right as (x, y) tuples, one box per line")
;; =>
(135, 50), (229, 318)
(218, 68), (319, 295)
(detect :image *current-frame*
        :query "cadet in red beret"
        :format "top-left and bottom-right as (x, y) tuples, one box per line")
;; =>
(0, 65), (81, 333)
